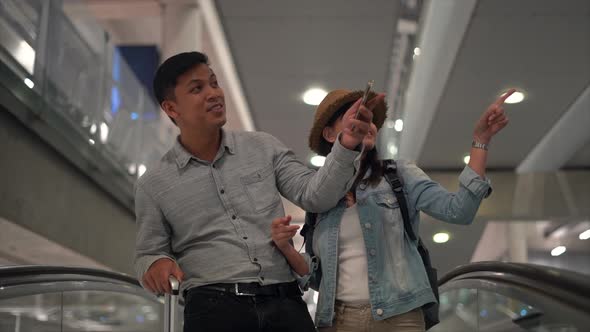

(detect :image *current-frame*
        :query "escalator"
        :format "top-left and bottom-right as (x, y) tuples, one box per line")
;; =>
(1, 263), (589, 331)
(433, 262), (590, 332)
(0, 265), (182, 332)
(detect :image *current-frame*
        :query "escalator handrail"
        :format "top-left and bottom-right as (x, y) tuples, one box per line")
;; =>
(0, 265), (139, 287)
(438, 261), (590, 298)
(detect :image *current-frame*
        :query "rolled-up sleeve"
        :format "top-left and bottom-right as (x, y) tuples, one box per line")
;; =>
(401, 161), (492, 225)
(458, 165), (493, 198)
(294, 253), (320, 291)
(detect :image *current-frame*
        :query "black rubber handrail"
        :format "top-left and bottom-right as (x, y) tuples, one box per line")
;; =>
(0, 265), (139, 287)
(439, 261), (590, 299)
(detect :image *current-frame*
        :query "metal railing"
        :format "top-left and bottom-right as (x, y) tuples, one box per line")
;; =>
(433, 261), (590, 332)
(0, 265), (182, 332)
(0, 0), (176, 210)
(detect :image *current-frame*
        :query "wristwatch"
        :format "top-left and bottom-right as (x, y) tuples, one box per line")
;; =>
(472, 140), (489, 151)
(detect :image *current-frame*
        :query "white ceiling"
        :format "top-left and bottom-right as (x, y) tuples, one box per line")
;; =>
(216, 0), (401, 163)
(216, 0), (590, 170)
(417, 0), (590, 169)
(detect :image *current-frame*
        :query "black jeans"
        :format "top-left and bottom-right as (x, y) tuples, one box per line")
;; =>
(183, 287), (316, 332)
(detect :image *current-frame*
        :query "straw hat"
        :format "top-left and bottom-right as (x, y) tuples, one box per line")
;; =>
(308, 89), (387, 156)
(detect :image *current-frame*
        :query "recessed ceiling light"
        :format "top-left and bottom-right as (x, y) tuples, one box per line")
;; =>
(502, 90), (525, 104)
(433, 232), (450, 243)
(303, 88), (327, 106)
(128, 163), (137, 175)
(551, 245), (566, 256)
(463, 154), (470, 165)
(388, 144), (398, 156)
(414, 47), (421, 56)
(579, 229), (590, 240)
(394, 119), (404, 132)
(138, 164), (147, 177)
(100, 122), (109, 143)
(310, 155), (326, 167)
(24, 78), (34, 89)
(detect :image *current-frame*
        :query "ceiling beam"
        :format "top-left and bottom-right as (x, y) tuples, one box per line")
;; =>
(398, 0), (477, 161)
(517, 84), (590, 172)
(199, 0), (255, 131)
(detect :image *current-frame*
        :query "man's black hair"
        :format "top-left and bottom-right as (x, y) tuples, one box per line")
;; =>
(153, 52), (209, 123)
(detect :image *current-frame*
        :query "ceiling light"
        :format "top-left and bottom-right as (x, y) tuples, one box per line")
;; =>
(36, 312), (49, 321)
(502, 90), (525, 104)
(463, 155), (470, 165)
(24, 78), (34, 89)
(433, 232), (450, 243)
(303, 88), (327, 106)
(128, 163), (137, 175)
(16, 40), (35, 74)
(89, 124), (97, 134)
(394, 119), (404, 132)
(551, 245), (566, 257)
(88, 139), (95, 145)
(414, 47), (421, 56)
(388, 144), (398, 156)
(310, 155), (326, 167)
(100, 122), (109, 143)
(579, 229), (590, 240)
(138, 164), (147, 177)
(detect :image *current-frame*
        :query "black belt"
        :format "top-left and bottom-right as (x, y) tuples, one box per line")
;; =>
(194, 281), (302, 297)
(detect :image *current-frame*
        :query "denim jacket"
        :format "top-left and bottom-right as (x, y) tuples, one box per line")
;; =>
(300, 160), (492, 327)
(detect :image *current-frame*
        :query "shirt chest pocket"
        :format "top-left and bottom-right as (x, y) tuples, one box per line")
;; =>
(240, 163), (281, 213)
(371, 192), (404, 228)
(373, 193), (400, 209)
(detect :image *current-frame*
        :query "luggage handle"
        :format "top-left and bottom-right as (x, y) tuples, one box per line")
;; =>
(164, 276), (180, 332)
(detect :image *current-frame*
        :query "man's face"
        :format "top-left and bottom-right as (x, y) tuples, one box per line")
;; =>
(163, 64), (226, 131)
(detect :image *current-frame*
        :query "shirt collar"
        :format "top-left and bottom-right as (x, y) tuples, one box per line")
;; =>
(173, 129), (235, 168)
(223, 129), (236, 155)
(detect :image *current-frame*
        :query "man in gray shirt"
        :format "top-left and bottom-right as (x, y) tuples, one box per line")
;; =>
(134, 51), (383, 331)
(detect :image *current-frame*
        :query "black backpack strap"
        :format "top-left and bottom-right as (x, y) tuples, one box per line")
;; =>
(300, 212), (317, 256)
(383, 160), (440, 330)
(382, 160), (417, 241)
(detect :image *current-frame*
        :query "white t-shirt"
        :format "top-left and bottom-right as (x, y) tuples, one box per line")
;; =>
(335, 204), (370, 303)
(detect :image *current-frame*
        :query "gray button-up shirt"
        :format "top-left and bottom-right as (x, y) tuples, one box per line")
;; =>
(134, 129), (361, 293)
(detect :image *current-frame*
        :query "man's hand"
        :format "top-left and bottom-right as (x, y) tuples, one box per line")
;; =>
(142, 258), (184, 294)
(340, 93), (385, 150)
(473, 89), (514, 144)
(271, 215), (300, 252)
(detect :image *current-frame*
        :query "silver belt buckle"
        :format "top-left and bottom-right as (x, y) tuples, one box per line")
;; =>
(234, 284), (255, 296)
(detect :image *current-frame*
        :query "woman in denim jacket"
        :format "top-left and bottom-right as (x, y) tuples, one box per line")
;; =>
(271, 89), (515, 331)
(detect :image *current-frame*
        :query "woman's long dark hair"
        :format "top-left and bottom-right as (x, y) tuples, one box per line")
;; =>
(355, 147), (383, 190)
(323, 103), (384, 191)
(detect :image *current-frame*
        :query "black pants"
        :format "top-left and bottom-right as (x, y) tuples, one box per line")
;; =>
(183, 287), (316, 332)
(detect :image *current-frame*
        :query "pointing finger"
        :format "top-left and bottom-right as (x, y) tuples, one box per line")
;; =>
(496, 88), (517, 106)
